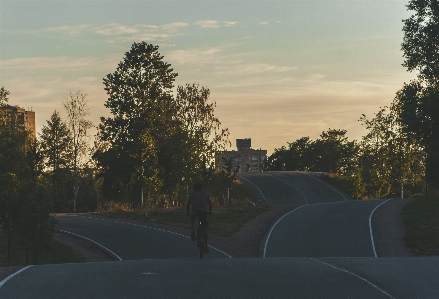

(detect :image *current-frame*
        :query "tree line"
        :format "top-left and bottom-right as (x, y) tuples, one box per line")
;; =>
(265, 0), (439, 199)
(1, 0), (438, 264)
(0, 42), (233, 264)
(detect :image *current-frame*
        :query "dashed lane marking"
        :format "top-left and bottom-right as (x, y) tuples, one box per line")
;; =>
(310, 258), (397, 299)
(267, 174), (308, 205)
(64, 215), (232, 258)
(238, 175), (269, 204)
(57, 229), (123, 261)
(300, 172), (349, 201)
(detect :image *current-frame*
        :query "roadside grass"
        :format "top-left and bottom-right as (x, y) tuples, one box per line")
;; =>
(97, 206), (271, 237)
(0, 231), (85, 267)
(402, 195), (439, 256)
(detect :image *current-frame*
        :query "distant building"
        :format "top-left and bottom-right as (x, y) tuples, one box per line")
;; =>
(0, 105), (36, 140)
(216, 138), (267, 172)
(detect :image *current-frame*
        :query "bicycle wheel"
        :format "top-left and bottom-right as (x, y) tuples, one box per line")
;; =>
(197, 226), (203, 259)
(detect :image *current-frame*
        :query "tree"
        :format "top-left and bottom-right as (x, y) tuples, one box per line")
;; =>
(0, 87), (11, 125)
(95, 42), (177, 207)
(173, 83), (230, 194)
(287, 137), (312, 171)
(312, 129), (357, 174)
(402, 0), (439, 82)
(39, 111), (73, 211)
(358, 106), (424, 199)
(398, 0), (439, 191)
(95, 43), (230, 208)
(0, 173), (20, 265)
(264, 145), (288, 171)
(220, 156), (239, 208)
(63, 90), (93, 212)
(0, 87), (26, 265)
(0, 87), (56, 265)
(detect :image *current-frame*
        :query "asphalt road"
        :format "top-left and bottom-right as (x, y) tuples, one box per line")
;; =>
(1, 258), (438, 299)
(240, 172), (383, 258)
(2, 171), (438, 298)
(239, 171), (350, 205)
(56, 214), (230, 260)
(261, 200), (386, 258)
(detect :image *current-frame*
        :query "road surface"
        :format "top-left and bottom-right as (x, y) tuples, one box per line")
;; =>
(2, 171), (438, 298)
(1, 257), (438, 299)
(56, 214), (230, 260)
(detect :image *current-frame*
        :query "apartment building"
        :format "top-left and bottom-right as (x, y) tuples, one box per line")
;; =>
(216, 138), (267, 172)
(0, 105), (36, 140)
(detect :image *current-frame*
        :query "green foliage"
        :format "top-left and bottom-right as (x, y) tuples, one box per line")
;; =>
(39, 110), (74, 211)
(398, 0), (439, 190)
(402, 195), (439, 255)
(0, 87), (58, 265)
(345, 170), (366, 200)
(402, 0), (439, 82)
(265, 129), (358, 174)
(16, 180), (58, 265)
(266, 109), (424, 200)
(94, 43), (229, 209)
(0, 232), (85, 266)
(98, 206), (268, 237)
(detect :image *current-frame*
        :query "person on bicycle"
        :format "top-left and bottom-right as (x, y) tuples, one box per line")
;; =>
(186, 182), (212, 253)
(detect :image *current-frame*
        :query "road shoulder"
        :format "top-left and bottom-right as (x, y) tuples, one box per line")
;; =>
(372, 198), (413, 257)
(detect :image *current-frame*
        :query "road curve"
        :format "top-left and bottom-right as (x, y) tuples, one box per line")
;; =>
(239, 171), (350, 205)
(56, 214), (230, 260)
(239, 172), (389, 258)
(261, 200), (388, 258)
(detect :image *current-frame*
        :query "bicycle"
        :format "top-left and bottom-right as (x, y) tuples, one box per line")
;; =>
(196, 218), (205, 259)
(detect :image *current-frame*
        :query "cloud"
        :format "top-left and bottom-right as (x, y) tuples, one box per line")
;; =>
(42, 24), (92, 35)
(20, 22), (188, 43)
(94, 24), (148, 36)
(258, 21), (281, 26)
(0, 55), (120, 80)
(223, 21), (238, 27)
(1, 56), (98, 70)
(90, 22), (189, 42)
(93, 22), (188, 36)
(216, 62), (297, 76)
(194, 20), (220, 28)
(166, 48), (222, 65)
(160, 22), (189, 31)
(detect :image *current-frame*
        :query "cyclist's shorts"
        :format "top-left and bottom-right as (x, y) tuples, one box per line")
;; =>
(191, 210), (209, 229)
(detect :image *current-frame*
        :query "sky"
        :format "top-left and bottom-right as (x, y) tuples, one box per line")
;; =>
(0, 0), (417, 155)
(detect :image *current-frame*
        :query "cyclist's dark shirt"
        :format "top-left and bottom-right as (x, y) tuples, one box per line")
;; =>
(189, 190), (211, 211)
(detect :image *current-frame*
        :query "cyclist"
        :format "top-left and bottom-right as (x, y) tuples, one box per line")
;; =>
(186, 182), (212, 253)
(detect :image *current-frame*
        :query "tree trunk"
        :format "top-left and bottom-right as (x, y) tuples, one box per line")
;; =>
(401, 181), (404, 199)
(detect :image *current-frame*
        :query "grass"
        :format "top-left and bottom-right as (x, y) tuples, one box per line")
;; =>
(97, 206), (271, 237)
(0, 232), (85, 267)
(402, 195), (439, 256)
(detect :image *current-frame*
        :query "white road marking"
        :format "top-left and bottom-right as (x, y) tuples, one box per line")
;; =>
(300, 172), (349, 201)
(263, 205), (305, 258)
(0, 265), (33, 288)
(310, 258), (397, 299)
(57, 229), (123, 261)
(238, 175), (269, 204)
(75, 215), (232, 258)
(369, 198), (392, 257)
(268, 174), (308, 204)
(142, 272), (158, 275)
